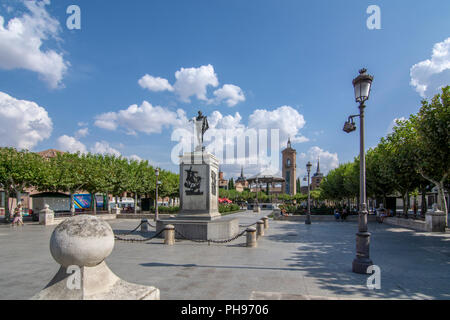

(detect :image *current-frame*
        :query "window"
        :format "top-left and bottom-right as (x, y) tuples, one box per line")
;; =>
(286, 159), (291, 167)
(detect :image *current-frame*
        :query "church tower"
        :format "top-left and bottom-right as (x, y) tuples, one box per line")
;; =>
(282, 138), (297, 195)
(311, 157), (324, 190)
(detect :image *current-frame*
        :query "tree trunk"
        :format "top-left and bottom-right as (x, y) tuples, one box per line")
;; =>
(4, 190), (10, 223)
(437, 182), (448, 227)
(70, 192), (75, 215)
(92, 194), (97, 215)
(134, 193), (138, 214)
(421, 188), (427, 217)
(402, 193), (408, 217)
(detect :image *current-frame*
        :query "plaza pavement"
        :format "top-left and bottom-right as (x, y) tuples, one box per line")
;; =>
(0, 211), (449, 300)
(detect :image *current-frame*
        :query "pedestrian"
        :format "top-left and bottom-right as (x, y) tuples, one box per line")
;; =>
(334, 208), (341, 221)
(12, 203), (24, 227)
(341, 207), (348, 221)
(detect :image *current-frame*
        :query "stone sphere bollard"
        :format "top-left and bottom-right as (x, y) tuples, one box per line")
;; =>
(33, 215), (160, 300)
(246, 227), (257, 248)
(50, 215), (114, 268)
(141, 219), (149, 233)
(164, 225), (175, 246)
(262, 216), (269, 230)
(256, 220), (265, 238)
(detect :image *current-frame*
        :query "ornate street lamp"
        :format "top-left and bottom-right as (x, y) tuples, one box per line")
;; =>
(154, 168), (160, 222)
(306, 161), (312, 225)
(344, 68), (374, 274)
(254, 178), (260, 213)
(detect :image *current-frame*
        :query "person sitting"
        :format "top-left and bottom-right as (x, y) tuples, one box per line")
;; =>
(334, 208), (341, 221)
(377, 208), (387, 223)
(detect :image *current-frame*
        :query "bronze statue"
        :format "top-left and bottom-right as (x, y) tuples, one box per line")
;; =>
(190, 110), (209, 151)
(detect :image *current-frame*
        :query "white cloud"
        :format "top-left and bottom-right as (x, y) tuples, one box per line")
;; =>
(94, 101), (187, 135)
(94, 112), (119, 131)
(298, 146), (339, 177)
(57, 135), (87, 154)
(213, 84), (245, 107)
(90, 141), (121, 157)
(128, 154), (143, 162)
(0, 91), (52, 150)
(75, 127), (89, 138)
(173, 64), (219, 103)
(410, 37), (450, 98)
(248, 106), (308, 146)
(387, 117), (406, 134)
(0, 0), (69, 88)
(138, 74), (174, 92)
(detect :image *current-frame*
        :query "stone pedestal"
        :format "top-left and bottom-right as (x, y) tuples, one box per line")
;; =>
(39, 205), (54, 226)
(157, 151), (239, 241)
(178, 151), (220, 220)
(426, 209), (446, 232)
(32, 215), (159, 300)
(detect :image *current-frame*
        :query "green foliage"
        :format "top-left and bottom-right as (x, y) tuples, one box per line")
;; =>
(219, 203), (240, 214)
(320, 87), (449, 222)
(0, 148), (180, 215)
(151, 206), (179, 214)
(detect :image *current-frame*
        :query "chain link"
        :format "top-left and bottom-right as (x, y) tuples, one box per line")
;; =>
(239, 221), (258, 228)
(114, 228), (165, 243)
(174, 228), (248, 244)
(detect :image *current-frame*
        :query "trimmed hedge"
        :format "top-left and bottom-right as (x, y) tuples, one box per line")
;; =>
(219, 203), (240, 214)
(150, 206), (179, 214)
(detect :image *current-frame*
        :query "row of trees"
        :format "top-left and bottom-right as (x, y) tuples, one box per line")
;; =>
(0, 149), (179, 220)
(320, 86), (449, 222)
(218, 187), (322, 204)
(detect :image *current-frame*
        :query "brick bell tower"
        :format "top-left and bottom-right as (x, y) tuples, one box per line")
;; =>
(282, 138), (297, 195)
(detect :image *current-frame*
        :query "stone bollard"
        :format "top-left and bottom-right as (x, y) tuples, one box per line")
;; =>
(253, 205), (261, 213)
(164, 225), (175, 246)
(141, 219), (148, 232)
(32, 215), (160, 300)
(114, 206), (121, 215)
(426, 208), (447, 232)
(272, 209), (281, 220)
(256, 220), (265, 238)
(246, 227), (257, 248)
(39, 204), (54, 226)
(262, 216), (269, 230)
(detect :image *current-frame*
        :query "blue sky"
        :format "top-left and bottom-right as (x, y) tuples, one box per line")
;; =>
(0, 0), (449, 180)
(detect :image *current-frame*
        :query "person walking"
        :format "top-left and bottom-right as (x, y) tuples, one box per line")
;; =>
(12, 203), (24, 227)
(341, 206), (348, 222)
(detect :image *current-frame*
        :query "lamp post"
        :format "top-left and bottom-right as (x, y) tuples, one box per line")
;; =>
(344, 68), (374, 274)
(155, 168), (160, 222)
(306, 161), (312, 225)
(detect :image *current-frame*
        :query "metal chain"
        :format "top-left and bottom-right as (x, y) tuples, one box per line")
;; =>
(174, 228), (248, 244)
(114, 228), (165, 243)
(146, 221), (156, 228)
(239, 221), (258, 228)
(115, 221), (144, 236)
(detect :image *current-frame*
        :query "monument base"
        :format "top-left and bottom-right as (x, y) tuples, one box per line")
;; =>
(156, 216), (239, 241)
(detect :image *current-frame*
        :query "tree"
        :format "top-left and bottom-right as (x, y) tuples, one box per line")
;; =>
(42, 152), (87, 214)
(228, 178), (235, 190)
(0, 148), (43, 221)
(414, 86), (449, 223)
